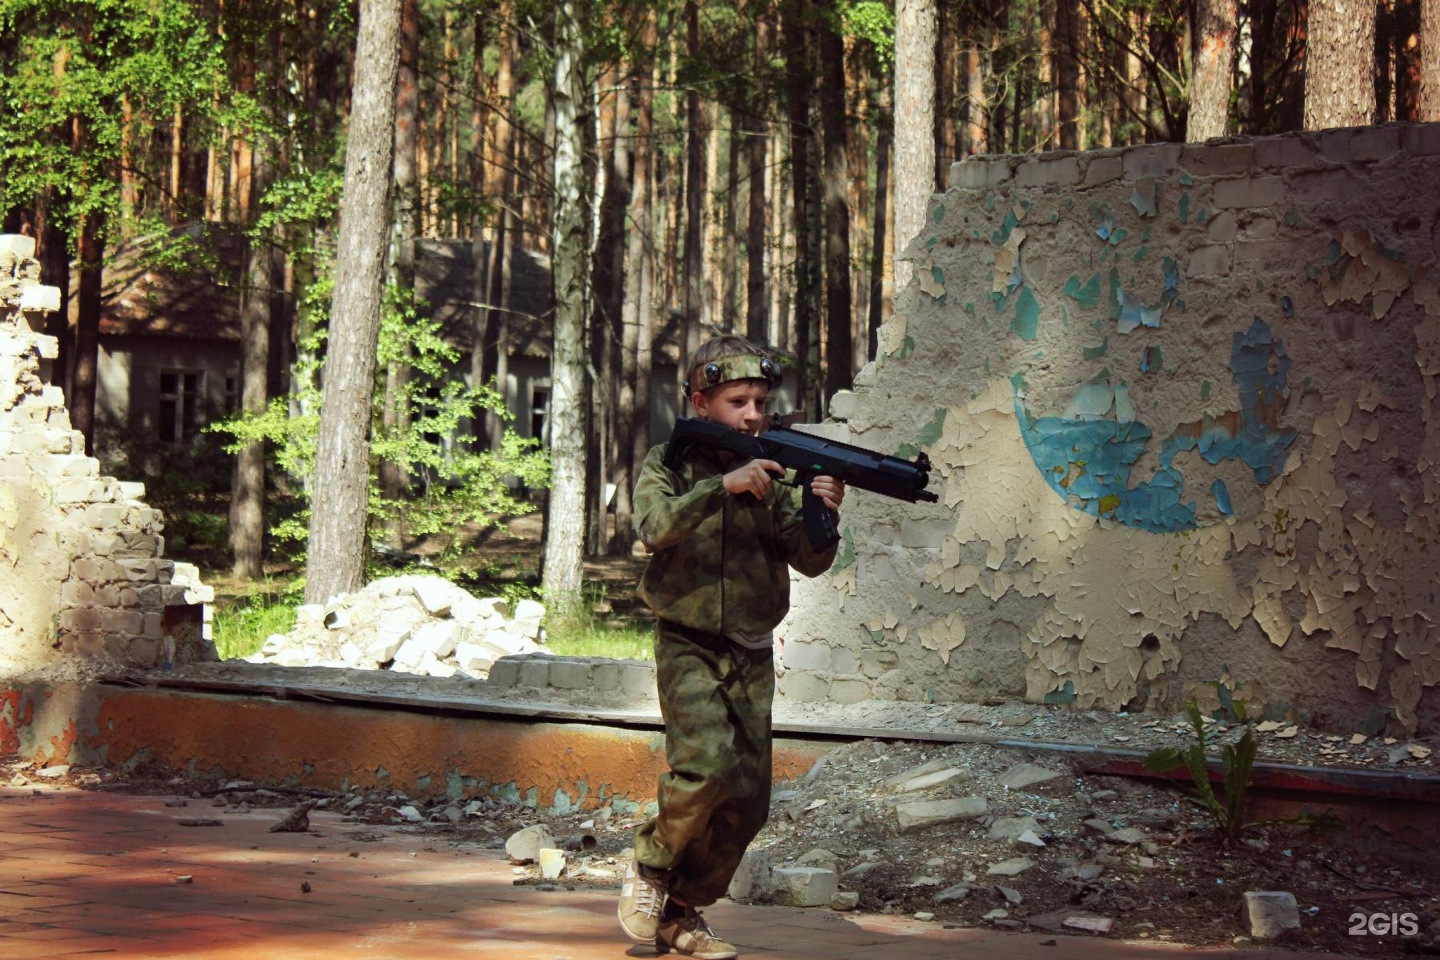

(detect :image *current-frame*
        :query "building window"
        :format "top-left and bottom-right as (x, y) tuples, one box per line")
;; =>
(223, 373), (239, 415)
(531, 385), (550, 444)
(159, 370), (204, 444)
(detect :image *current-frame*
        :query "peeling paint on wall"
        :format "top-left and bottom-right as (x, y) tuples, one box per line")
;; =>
(785, 125), (1440, 734)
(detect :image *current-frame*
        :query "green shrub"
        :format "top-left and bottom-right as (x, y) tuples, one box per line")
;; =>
(212, 582), (303, 660)
(1143, 701), (1259, 840)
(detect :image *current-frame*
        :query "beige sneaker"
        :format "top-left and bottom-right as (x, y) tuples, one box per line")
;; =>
(617, 850), (667, 943)
(657, 909), (738, 960)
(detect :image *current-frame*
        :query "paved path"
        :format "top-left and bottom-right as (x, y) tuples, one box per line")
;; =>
(0, 785), (1333, 959)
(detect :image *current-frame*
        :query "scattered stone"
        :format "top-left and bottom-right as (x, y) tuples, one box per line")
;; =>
(914, 911), (935, 922)
(247, 574), (545, 679)
(935, 883), (972, 902)
(831, 891), (860, 911)
(35, 765), (70, 779)
(894, 796), (989, 833)
(174, 875), (194, 884)
(1242, 891), (1301, 940)
(505, 824), (556, 864)
(996, 885), (1023, 905)
(986, 857), (1035, 877)
(772, 866), (839, 907)
(1063, 915), (1115, 934)
(538, 848), (566, 880)
(988, 815), (1040, 841)
(999, 763), (1064, 791)
(727, 848), (774, 901)
(1105, 827), (1148, 845)
(1016, 829), (1046, 847)
(175, 818), (223, 827)
(269, 800), (317, 833)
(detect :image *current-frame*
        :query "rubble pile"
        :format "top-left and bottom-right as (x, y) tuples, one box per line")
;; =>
(245, 575), (544, 679)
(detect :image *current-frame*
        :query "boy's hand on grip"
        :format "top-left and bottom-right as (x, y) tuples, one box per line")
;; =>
(811, 475), (845, 511)
(724, 459), (785, 499)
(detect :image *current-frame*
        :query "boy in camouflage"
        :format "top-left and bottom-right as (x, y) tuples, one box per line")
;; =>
(617, 336), (844, 959)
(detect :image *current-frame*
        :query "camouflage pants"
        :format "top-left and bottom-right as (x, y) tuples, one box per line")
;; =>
(632, 619), (774, 907)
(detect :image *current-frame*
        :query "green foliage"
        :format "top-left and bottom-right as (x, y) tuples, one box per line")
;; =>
(843, 1), (894, 69)
(1143, 701), (1260, 840)
(213, 282), (550, 570)
(211, 580), (304, 661)
(0, 0), (232, 239)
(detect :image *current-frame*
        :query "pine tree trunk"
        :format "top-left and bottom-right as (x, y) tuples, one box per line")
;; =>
(170, 102), (184, 224)
(627, 23), (659, 505)
(746, 16), (769, 344)
(723, 103), (741, 332)
(783, 0), (816, 416)
(820, 6), (852, 403)
(868, 92), (890, 361)
(306, 0), (402, 605)
(381, 0), (419, 517)
(682, 0), (706, 361)
(611, 60), (639, 554)
(1057, 0), (1081, 148)
(1305, 0), (1377, 128)
(230, 141), (273, 580)
(1421, 0), (1440, 119)
(893, 0), (936, 294)
(541, 0), (590, 616)
(1188, 0), (1237, 139)
(484, 9), (518, 453)
(72, 208), (104, 456)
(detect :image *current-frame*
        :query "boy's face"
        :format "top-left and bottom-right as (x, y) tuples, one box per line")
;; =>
(693, 379), (770, 435)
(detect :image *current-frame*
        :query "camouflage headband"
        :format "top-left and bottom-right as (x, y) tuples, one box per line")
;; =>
(683, 354), (782, 396)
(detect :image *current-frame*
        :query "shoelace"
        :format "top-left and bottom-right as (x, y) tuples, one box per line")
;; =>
(634, 874), (665, 919)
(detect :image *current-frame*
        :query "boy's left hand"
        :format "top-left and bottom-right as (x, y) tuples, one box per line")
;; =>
(811, 475), (845, 512)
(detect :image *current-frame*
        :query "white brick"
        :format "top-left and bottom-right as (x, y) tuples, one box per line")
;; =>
(19, 285), (60, 313)
(772, 866), (839, 907)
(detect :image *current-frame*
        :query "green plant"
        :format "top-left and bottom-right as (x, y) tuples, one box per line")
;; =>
(211, 581), (303, 660)
(213, 282), (549, 568)
(542, 583), (654, 661)
(1142, 701), (1259, 840)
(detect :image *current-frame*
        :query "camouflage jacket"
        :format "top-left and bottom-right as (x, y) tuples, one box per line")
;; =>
(634, 441), (838, 635)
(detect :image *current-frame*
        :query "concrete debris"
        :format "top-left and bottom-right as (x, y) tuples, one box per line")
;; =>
(894, 796), (989, 833)
(268, 800), (317, 833)
(830, 891), (860, 911)
(772, 865), (840, 907)
(1062, 915), (1115, 934)
(505, 824), (556, 865)
(985, 857), (1035, 877)
(246, 575), (545, 679)
(1242, 890), (1301, 940)
(998, 763), (1066, 792)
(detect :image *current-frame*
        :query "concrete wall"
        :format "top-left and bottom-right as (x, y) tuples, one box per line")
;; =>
(780, 124), (1440, 736)
(0, 236), (216, 681)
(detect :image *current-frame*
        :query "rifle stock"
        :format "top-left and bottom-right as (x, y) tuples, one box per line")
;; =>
(661, 417), (940, 550)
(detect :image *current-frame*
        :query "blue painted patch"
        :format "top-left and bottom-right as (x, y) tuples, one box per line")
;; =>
(1014, 318), (1297, 531)
(1212, 479), (1233, 516)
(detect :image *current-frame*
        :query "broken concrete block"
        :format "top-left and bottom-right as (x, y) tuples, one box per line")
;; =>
(988, 816), (1041, 841)
(411, 577), (455, 616)
(1062, 915), (1115, 934)
(894, 796), (988, 833)
(726, 847), (774, 901)
(830, 891), (859, 911)
(1242, 891), (1300, 940)
(772, 865), (838, 907)
(998, 763), (1065, 792)
(505, 824), (556, 864)
(985, 857), (1035, 877)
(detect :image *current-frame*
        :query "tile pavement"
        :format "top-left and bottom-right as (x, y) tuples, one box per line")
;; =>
(0, 786), (1334, 960)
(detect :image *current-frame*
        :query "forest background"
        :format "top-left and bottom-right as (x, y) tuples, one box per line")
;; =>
(2, 0), (1438, 630)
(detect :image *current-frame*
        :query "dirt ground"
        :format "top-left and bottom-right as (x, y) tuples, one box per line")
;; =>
(26, 733), (1434, 959)
(153, 512), (1438, 954)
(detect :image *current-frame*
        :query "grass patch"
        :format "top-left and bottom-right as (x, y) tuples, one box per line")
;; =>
(544, 615), (654, 661)
(212, 581), (303, 660)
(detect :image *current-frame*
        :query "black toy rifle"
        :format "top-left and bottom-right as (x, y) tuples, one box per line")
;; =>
(662, 416), (940, 550)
